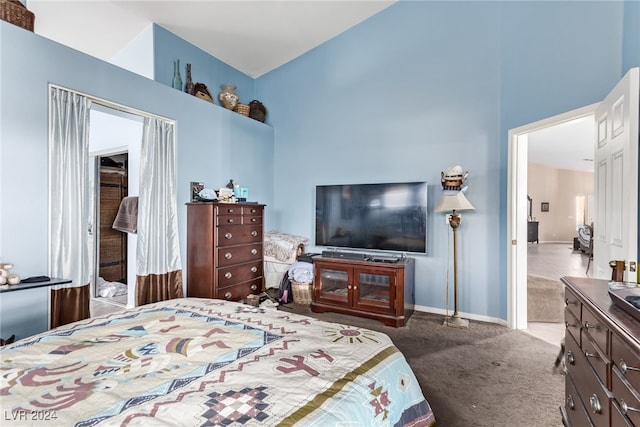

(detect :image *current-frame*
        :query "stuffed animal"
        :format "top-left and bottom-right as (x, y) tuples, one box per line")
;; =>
(0, 262), (20, 285)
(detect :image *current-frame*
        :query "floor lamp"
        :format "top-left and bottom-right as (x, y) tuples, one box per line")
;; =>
(435, 191), (475, 329)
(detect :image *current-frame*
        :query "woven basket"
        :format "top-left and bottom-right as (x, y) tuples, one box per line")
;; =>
(291, 281), (313, 305)
(1, 0), (34, 32)
(234, 103), (250, 116)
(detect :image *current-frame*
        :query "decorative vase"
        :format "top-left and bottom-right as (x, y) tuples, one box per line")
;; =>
(219, 83), (239, 110)
(185, 63), (195, 95)
(172, 59), (182, 90)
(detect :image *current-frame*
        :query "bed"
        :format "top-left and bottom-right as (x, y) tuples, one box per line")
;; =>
(0, 298), (435, 426)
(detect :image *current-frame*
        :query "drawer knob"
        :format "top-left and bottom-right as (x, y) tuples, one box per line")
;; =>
(225, 232), (233, 240)
(348, 285), (352, 290)
(566, 351), (575, 365)
(589, 394), (602, 414)
(251, 266), (258, 273)
(251, 248), (258, 255)
(225, 252), (233, 260)
(227, 218), (235, 223)
(227, 209), (235, 213)
(251, 284), (258, 291)
(251, 218), (257, 222)
(584, 321), (597, 329)
(224, 292), (232, 300)
(621, 400), (640, 415)
(565, 298), (576, 306)
(225, 272), (233, 279)
(584, 351), (598, 359)
(620, 359), (640, 374)
(566, 394), (575, 410)
(251, 231), (258, 237)
(250, 209), (256, 213)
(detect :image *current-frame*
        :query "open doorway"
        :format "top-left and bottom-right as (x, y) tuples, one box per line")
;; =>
(94, 153), (129, 307)
(507, 104), (598, 330)
(88, 105), (143, 312)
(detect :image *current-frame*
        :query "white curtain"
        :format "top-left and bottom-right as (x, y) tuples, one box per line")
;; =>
(136, 117), (183, 305)
(49, 87), (92, 327)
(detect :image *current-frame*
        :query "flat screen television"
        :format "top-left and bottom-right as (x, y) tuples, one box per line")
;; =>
(315, 182), (427, 254)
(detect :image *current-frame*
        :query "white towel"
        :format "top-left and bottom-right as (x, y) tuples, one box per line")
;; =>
(288, 261), (314, 283)
(112, 196), (138, 234)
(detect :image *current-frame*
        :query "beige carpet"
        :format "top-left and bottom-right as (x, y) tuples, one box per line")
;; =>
(528, 274), (565, 322)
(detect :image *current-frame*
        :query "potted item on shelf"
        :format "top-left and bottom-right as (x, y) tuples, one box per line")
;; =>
(0, 0), (35, 32)
(249, 100), (267, 122)
(193, 83), (213, 103)
(218, 83), (239, 110)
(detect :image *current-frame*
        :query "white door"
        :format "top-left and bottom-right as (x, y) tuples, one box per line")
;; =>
(593, 68), (639, 281)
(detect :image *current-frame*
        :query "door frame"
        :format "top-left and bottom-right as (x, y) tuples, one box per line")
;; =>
(507, 103), (598, 330)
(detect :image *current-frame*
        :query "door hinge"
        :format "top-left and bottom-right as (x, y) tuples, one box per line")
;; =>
(512, 239), (517, 245)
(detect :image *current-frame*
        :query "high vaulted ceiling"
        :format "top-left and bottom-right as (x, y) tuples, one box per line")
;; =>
(25, 0), (594, 173)
(28, 0), (396, 78)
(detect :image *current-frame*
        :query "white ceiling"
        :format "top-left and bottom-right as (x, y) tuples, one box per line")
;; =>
(26, 0), (594, 173)
(28, 0), (396, 78)
(527, 116), (595, 173)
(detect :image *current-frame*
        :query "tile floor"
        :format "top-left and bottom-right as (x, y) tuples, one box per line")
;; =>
(524, 242), (591, 347)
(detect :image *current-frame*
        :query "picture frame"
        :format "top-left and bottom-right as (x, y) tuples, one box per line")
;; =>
(541, 202), (549, 212)
(190, 181), (204, 202)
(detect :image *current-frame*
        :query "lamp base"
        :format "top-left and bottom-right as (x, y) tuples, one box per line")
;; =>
(443, 315), (469, 329)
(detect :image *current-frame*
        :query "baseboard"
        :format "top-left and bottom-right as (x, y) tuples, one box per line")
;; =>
(413, 304), (508, 327)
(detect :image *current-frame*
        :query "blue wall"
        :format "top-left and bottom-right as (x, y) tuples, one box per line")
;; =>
(152, 25), (257, 107)
(0, 22), (274, 292)
(1, 0), (638, 327)
(255, 0), (636, 321)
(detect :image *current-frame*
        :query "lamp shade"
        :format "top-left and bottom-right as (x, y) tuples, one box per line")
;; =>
(434, 191), (475, 213)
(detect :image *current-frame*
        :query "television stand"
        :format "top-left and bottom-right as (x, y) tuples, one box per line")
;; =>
(311, 256), (415, 327)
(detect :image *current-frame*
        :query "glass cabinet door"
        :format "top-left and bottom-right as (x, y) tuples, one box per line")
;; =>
(315, 264), (351, 306)
(354, 268), (395, 313)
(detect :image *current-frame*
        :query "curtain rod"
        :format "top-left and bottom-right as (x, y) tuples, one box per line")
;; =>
(48, 83), (175, 124)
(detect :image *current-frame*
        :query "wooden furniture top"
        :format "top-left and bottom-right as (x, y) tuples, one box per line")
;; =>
(561, 276), (640, 351)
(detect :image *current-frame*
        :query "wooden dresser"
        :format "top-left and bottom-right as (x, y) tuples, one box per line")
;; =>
(186, 202), (265, 301)
(561, 276), (640, 427)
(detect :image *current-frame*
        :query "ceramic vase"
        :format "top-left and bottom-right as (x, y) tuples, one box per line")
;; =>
(219, 83), (239, 110)
(185, 63), (195, 95)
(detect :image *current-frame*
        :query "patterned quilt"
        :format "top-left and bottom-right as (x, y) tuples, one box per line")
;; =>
(1, 298), (435, 426)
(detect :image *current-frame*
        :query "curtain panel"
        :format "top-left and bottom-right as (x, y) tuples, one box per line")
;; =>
(136, 117), (183, 305)
(48, 87), (92, 328)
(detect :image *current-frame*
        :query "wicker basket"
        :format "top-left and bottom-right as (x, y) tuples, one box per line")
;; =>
(234, 103), (250, 116)
(1, 0), (34, 32)
(291, 281), (313, 305)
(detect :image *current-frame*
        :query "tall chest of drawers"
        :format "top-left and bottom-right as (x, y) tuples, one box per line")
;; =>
(186, 202), (265, 301)
(561, 276), (640, 427)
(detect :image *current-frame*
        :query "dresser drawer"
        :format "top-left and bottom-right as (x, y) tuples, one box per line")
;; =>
(217, 225), (262, 246)
(565, 287), (581, 323)
(216, 278), (263, 301)
(612, 332), (640, 393)
(567, 334), (610, 425)
(612, 365), (640, 426)
(217, 205), (243, 216)
(582, 304), (608, 356)
(582, 330), (609, 388)
(566, 305), (581, 346)
(217, 243), (263, 267)
(217, 261), (263, 287)
(565, 372), (596, 427)
(242, 205), (263, 216)
(218, 214), (242, 226)
(612, 398), (635, 427)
